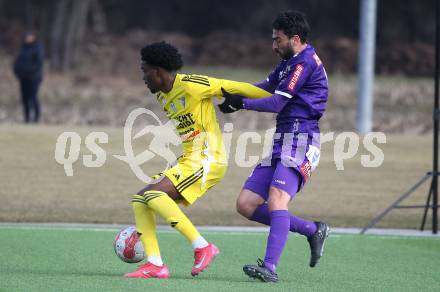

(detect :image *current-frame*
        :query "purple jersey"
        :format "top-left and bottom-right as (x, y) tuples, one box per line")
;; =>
(243, 45), (328, 180)
(246, 44), (328, 133)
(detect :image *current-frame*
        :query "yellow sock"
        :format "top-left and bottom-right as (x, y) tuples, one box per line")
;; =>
(143, 190), (200, 242)
(132, 195), (160, 257)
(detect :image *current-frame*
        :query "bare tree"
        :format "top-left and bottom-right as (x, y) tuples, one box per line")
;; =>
(90, 0), (107, 34)
(62, 0), (90, 71)
(45, 0), (92, 72)
(50, 0), (69, 71)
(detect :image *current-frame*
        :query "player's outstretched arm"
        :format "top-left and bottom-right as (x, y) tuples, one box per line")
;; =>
(214, 78), (271, 100)
(220, 60), (315, 114)
(242, 93), (289, 113)
(218, 88), (289, 114)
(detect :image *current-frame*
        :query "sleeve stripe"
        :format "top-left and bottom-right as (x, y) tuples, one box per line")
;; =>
(275, 90), (293, 99)
(182, 79), (210, 86)
(188, 75), (209, 82)
(182, 75), (210, 86)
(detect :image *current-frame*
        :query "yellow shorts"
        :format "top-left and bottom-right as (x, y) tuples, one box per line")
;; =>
(157, 154), (227, 205)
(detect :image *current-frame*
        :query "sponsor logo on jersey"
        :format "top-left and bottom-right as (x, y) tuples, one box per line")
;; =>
(299, 160), (312, 183)
(287, 64), (304, 91)
(181, 129), (200, 142)
(175, 113), (196, 130)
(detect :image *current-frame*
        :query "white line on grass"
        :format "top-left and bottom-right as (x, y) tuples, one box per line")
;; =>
(0, 222), (439, 238)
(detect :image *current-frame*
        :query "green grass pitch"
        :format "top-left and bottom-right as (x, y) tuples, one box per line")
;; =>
(1, 226), (439, 291)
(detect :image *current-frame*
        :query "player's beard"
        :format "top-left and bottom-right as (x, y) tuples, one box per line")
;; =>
(276, 46), (294, 60)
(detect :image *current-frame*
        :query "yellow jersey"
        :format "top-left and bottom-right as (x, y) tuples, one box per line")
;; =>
(157, 73), (271, 164)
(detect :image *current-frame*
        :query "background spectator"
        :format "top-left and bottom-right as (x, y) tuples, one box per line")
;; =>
(13, 32), (44, 123)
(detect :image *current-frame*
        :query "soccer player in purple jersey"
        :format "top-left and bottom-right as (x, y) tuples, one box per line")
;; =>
(218, 11), (330, 282)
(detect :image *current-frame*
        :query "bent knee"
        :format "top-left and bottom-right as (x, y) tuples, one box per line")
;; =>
(236, 197), (256, 219)
(235, 198), (247, 217)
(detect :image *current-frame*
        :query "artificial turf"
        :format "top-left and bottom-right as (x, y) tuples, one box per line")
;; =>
(0, 226), (439, 291)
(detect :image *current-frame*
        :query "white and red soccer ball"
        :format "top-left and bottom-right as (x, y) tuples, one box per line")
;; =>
(114, 226), (145, 263)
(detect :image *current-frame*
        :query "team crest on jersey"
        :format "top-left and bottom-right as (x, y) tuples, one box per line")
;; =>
(170, 102), (177, 113)
(278, 65), (292, 82)
(179, 96), (186, 108)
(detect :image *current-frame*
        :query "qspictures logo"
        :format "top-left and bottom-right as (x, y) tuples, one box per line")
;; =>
(54, 108), (386, 183)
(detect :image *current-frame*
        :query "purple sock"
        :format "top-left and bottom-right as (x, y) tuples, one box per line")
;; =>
(264, 210), (290, 272)
(250, 204), (317, 237)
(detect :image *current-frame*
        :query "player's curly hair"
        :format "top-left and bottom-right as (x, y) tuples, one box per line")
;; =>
(273, 10), (310, 43)
(140, 41), (183, 71)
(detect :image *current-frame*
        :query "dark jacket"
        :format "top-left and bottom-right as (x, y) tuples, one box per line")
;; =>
(13, 42), (44, 80)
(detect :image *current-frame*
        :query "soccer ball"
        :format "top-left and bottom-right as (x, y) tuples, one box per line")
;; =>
(113, 226), (145, 263)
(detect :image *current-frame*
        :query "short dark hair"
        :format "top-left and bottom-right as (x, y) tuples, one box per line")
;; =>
(272, 10), (310, 43)
(140, 41), (183, 71)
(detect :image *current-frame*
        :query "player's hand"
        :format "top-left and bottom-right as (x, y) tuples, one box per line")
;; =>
(218, 88), (244, 113)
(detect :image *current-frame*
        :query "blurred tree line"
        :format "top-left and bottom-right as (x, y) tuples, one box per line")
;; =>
(0, 0), (435, 74)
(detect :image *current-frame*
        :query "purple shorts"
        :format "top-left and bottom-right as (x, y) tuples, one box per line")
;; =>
(243, 159), (304, 200)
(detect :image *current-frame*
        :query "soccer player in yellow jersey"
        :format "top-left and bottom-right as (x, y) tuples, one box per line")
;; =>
(125, 41), (271, 279)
